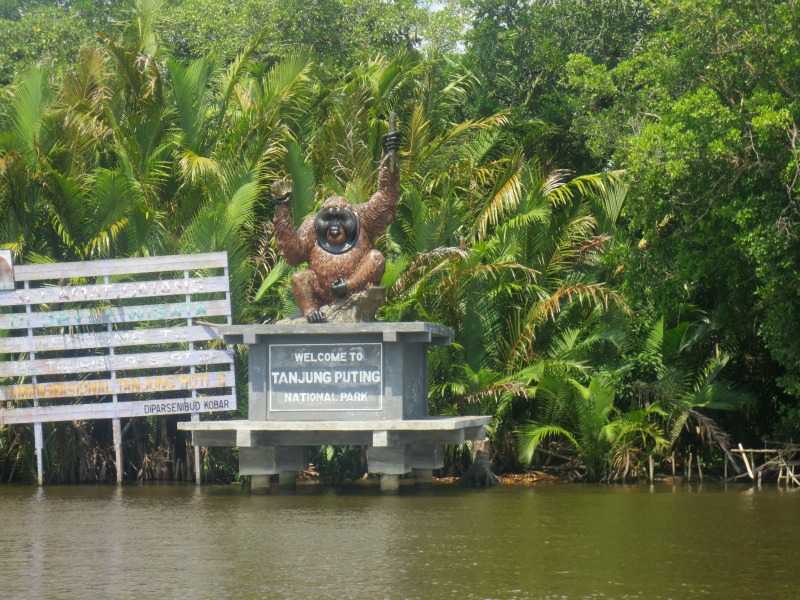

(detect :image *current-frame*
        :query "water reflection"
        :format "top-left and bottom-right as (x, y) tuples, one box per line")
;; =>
(0, 483), (798, 599)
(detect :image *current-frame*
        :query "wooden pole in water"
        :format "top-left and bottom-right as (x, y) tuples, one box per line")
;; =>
(191, 414), (201, 484)
(113, 418), (123, 484)
(34, 422), (43, 485)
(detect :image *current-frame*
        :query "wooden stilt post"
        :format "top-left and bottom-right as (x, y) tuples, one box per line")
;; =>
(687, 452), (692, 482)
(108, 278), (122, 485)
(113, 418), (123, 484)
(648, 455), (654, 483)
(191, 413), (201, 484)
(34, 422), (44, 485)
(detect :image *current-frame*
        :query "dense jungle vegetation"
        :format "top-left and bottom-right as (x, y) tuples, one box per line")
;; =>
(1, 0), (798, 483)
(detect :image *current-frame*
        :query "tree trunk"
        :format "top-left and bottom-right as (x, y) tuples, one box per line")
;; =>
(456, 439), (500, 487)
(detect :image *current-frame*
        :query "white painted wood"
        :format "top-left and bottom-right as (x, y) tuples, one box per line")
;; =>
(0, 252), (236, 430)
(0, 299), (230, 330)
(113, 418), (123, 484)
(191, 413), (201, 485)
(0, 325), (226, 353)
(0, 276), (229, 307)
(1, 349), (233, 377)
(0, 371), (235, 401)
(11, 252), (228, 281)
(0, 394), (236, 424)
(34, 422), (43, 485)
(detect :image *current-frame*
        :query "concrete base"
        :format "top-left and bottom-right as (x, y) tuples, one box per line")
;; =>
(278, 471), (296, 489)
(250, 475), (270, 492)
(239, 446), (306, 476)
(180, 417), (491, 487)
(413, 468), (433, 489)
(380, 474), (401, 493)
(176, 322), (492, 491)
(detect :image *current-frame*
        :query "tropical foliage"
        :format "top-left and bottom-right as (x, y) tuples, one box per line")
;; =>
(1, 0), (787, 483)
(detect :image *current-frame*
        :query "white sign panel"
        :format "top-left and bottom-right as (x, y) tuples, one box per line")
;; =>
(269, 343), (383, 412)
(0, 252), (236, 425)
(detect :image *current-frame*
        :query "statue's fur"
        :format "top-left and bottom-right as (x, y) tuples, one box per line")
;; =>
(273, 156), (399, 322)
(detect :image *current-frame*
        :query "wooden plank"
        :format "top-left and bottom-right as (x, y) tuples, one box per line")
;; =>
(0, 325), (226, 353)
(0, 394), (237, 425)
(0, 252), (238, 429)
(0, 299), (230, 330)
(0, 371), (235, 401)
(0, 276), (229, 307)
(11, 252), (229, 282)
(0, 349), (234, 377)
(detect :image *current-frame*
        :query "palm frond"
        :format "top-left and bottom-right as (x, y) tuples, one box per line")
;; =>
(516, 423), (577, 465)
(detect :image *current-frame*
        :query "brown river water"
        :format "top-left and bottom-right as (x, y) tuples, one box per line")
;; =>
(0, 482), (797, 599)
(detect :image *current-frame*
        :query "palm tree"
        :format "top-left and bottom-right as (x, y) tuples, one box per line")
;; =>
(388, 148), (630, 466)
(516, 373), (668, 481)
(622, 317), (749, 474)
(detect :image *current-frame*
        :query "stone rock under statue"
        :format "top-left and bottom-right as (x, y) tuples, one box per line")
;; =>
(272, 124), (401, 324)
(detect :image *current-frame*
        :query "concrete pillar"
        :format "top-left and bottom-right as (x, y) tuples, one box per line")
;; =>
(380, 474), (400, 493)
(278, 471), (296, 489)
(251, 475), (270, 492)
(412, 468), (433, 489)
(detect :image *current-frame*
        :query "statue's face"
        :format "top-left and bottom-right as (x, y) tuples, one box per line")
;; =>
(314, 198), (359, 254)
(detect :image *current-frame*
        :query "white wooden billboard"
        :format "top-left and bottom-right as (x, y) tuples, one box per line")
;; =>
(0, 251), (236, 483)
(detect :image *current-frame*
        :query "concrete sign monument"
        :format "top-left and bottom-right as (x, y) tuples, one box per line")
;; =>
(181, 322), (491, 491)
(180, 116), (491, 492)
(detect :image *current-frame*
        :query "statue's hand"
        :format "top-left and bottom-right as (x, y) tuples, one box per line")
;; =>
(271, 178), (293, 205)
(332, 277), (348, 299)
(382, 131), (401, 153)
(306, 309), (326, 324)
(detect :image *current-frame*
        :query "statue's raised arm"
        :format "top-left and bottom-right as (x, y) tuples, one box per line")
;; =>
(358, 116), (401, 236)
(271, 179), (316, 266)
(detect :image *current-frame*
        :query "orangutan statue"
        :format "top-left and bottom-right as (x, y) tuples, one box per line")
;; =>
(272, 125), (401, 323)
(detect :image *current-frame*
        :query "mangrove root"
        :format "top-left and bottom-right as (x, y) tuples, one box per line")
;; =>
(456, 439), (501, 488)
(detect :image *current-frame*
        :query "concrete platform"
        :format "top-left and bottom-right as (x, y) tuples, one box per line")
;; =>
(178, 322), (492, 488)
(180, 416), (490, 447)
